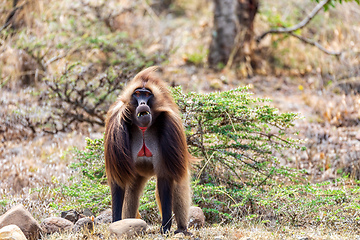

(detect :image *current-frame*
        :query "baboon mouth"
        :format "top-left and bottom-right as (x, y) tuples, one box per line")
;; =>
(137, 111), (150, 117)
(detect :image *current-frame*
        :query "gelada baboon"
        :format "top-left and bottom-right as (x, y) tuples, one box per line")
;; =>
(104, 67), (192, 235)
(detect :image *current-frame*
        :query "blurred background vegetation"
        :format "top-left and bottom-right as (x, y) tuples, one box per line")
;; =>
(1, 0), (360, 238)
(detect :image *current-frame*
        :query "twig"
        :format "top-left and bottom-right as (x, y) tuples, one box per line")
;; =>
(256, 132), (294, 145)
(289, 32), (341, 56)
(216, 189), (237, 204)
(256, 168), (275, 187)
(257, 0), (330, 42)
(45, 53), (68, 67)
(142, 0), (160, 23)
(196, 152), (216, 182)
(22, 48), (46, 71)
(0, 2), (27, 32)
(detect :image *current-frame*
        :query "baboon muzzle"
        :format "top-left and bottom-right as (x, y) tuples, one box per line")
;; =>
(136, 105), (152, 127)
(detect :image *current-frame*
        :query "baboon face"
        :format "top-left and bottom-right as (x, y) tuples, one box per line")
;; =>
(131, 88), (154, 128)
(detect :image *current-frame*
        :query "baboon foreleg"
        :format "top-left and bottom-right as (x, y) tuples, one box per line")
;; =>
(111, 182), (125, 222)
(157, 177), (174, 234)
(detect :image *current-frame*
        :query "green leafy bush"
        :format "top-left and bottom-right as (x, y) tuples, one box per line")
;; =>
(172, 86), (302, 187)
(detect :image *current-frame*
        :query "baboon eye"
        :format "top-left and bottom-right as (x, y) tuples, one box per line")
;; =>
(133, 89), (152, 99)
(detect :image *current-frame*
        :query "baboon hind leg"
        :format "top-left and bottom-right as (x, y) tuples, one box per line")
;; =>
(172, 174), (191, 235)
(155, 184), (162, 217)
(122, 175), (148, 219)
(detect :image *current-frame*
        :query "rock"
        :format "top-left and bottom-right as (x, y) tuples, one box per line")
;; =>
(174, 231), (193, 239)
(61, 209), (80, 223)
(188, 206), (205, 229)
(109, 218), (147, 238)
(9, 147), (23, 156)
(82, 208), (95, 217)
(0, 224), (27, 240)
(12, 172), (29, 194)
(297, 237), (309, 240)
(0, 204), (42, 240)
(40, 217), (74, 234)
(356, 130), (360, 141)
(94, 209), (112, 224)
(73, 217), (94, 233)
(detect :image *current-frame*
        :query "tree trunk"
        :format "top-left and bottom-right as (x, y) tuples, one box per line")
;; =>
(151, 0), (174, 14)
(208, 0), (258, 71)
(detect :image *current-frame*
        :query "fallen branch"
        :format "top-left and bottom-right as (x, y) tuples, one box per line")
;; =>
(256, 0), (341, 56)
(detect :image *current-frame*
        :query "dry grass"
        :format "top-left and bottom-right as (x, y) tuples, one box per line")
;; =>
(40, 222), (360, 240)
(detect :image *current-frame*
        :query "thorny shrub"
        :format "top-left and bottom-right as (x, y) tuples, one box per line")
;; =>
(0, 0), (167, 136)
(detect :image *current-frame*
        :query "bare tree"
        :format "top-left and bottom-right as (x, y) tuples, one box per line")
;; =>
(151, 0), (174, 14)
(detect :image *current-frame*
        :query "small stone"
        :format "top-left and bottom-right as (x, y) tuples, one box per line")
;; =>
(188, 206), (205, 229)
(40, 217), (74, 234)
(82, 208), (95, 217)
(0, 224), (27, 240)
(297, 237), (309, 240)
(9, 147), (23, 156)
(210, 79), (223, 90)
(61, 209), (80, 223)
(94, 209), (112, 224)
(0, 204), (42, 240)
(109, 218), (147, 238)
(73, 217), (94, 233)
(174, 231), (191, 239)
(356, 130), (360, 141)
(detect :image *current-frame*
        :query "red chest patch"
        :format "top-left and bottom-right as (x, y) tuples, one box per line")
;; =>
(137, 127), (153, 157)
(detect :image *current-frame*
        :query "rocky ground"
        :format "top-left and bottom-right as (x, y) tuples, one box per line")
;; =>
(1, 204), (357, 240)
